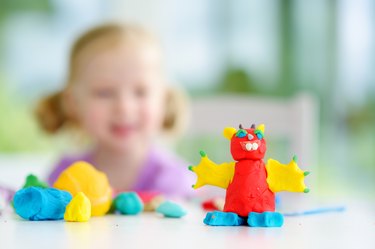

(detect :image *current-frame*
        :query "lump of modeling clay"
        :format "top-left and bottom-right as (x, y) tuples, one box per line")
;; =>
(22, 174), (49, 189)
(156, 201), (187, 218)
(13, 187), (72, 221)
(113, 192), (143, 215)
(53, 161), (112, 216)
(247, 211), (284, 227)
(64, 192), (91, 222)
(203, 211), (246, 226)
(202, 197), (225, 211)
(143, 195), (165, 212)
(137, 191), (165, 212)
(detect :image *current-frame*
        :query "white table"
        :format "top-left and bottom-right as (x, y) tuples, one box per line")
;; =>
(1, 154), (374, 249)
(1, 201), (374, 249)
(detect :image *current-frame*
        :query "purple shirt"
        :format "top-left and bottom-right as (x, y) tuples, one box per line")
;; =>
(47, 147), (195, 198)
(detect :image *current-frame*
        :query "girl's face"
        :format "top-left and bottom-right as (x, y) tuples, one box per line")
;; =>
(69, 43), (166, 153)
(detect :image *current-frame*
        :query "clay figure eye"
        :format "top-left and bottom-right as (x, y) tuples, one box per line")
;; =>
(248, 134), (254, 140)
(254, 129), (264, 140)
(236, 129), (247, 138)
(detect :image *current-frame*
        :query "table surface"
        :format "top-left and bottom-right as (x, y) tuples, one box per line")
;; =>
(1, 201), (375, 249)
(1, 154), (374, 249)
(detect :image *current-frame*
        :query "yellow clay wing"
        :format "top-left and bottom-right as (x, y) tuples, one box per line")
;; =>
(188, 151), (235, 189)
(266, 156), (310, 193)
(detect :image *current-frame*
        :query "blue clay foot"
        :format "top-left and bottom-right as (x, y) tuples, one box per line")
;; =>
(203, 211), (246, 226)
(247, 211), (284, 227)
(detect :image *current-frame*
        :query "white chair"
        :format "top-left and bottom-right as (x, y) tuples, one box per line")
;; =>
(186, 92), (319, 168)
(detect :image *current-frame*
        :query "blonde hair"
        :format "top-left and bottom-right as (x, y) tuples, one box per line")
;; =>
(35, 23), (188, 136)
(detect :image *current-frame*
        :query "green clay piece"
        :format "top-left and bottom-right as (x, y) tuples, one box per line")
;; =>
(304, 188), (310, 193)
(292, 155), (298, 163)
(107, 200), (117, 214)
(199, 150), (206, 157)
(188, 165), (194, 171)
(23, 174), (49, 189)
(304, 171), (310, 176)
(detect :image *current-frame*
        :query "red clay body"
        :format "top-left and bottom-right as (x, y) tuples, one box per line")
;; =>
(223, 160), (275, 217)
(223, 127), (275, 217)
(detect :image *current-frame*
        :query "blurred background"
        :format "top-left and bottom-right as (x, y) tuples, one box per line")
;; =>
(0, 0), (374, 201)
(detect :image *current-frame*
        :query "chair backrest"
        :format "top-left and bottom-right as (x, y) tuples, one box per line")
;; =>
(186, 92), (319, 169)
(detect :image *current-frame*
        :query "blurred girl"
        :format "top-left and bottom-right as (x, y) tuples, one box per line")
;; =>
(36, 23), (193, 198)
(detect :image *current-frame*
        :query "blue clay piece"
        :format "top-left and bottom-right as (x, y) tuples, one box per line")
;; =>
(203, 211), (246, 226)
(13, 187), (72, 221)
(247, 211), (284, 227)
(114, 192), (143, 215)
(235, 129), (247, 138)
(156, 201), (187, 218)
(256, 133), (263, 139)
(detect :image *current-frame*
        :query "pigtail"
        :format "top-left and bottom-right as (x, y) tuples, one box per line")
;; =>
(35, 91), (67, 134)
(163, 87), (189, 136)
